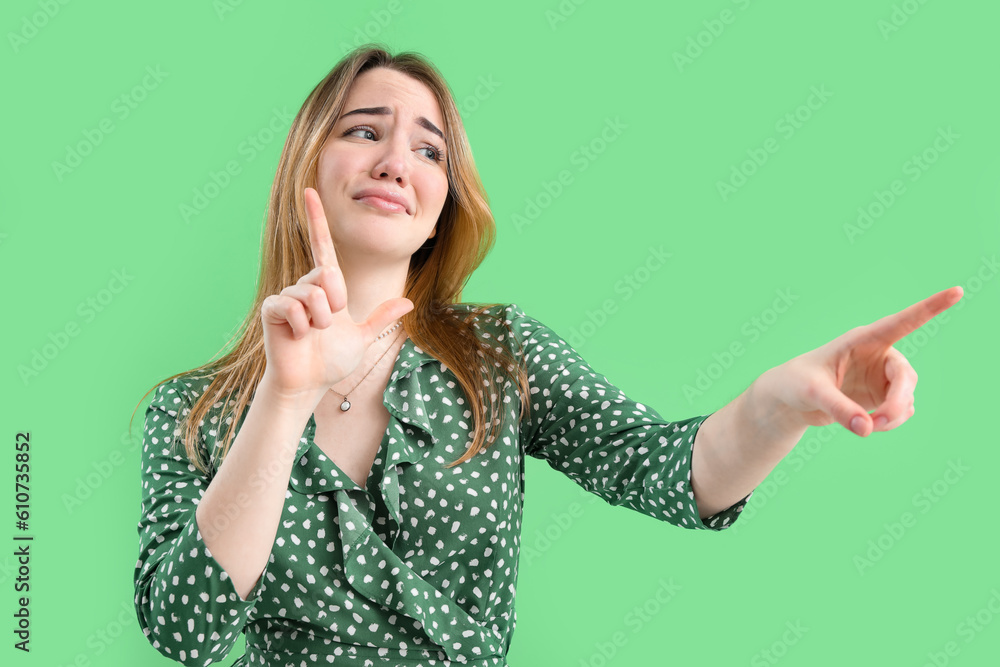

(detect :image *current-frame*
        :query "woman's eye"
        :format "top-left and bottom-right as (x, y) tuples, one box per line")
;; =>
(344, 125), (444, 163)
(347, 127), (376, 140)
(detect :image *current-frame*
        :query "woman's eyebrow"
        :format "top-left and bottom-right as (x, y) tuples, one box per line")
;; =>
(340, 106), (446, 143)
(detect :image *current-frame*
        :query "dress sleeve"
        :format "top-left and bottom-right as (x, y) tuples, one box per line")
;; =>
(507, 303), (753, 531)
(133, 376), (268, 665)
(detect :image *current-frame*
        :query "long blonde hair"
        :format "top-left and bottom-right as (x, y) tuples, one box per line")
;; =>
(131, 44), (530, 475)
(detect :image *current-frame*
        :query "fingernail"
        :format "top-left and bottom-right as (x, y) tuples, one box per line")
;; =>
(850, 416), (866, 435)
(874, 416), (888, 430)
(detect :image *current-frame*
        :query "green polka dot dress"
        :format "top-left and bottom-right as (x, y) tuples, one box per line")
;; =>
(134, 303), (752, 666)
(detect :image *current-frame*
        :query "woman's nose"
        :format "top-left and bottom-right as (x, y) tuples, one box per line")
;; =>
(370, 137), (409, 184)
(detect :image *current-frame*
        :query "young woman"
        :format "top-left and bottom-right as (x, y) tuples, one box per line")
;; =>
(131, 44), (962, 666)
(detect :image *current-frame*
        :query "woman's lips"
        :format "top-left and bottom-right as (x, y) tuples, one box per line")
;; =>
(354, 196), (407, 214)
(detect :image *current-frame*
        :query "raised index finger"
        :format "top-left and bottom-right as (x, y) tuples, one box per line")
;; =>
(304, 187), (339, 269)
(862, 286), (964, 345)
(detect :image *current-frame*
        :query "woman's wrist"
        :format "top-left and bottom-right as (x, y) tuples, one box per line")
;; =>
(749, 368), (813, 443)
(255, 372), (326, 415)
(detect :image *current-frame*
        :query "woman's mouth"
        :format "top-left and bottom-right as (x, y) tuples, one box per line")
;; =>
(353, 195), (409, 215)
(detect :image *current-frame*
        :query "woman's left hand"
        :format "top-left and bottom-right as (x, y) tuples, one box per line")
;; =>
(757, 286), (964, 437)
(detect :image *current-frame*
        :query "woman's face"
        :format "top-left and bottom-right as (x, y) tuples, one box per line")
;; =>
(316, 67), (449, 265)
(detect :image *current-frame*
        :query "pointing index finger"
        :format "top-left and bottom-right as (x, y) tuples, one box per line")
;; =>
(304, 187), (339, 270)
(863, 286), (964, 345)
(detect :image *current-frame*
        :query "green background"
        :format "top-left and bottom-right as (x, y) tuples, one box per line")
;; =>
(3, 0), (998, 665)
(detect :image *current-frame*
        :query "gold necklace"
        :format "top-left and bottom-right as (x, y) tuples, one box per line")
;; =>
(327, 321), (403, 412)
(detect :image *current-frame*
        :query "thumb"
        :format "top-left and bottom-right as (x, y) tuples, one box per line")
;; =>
(812, 381), (872, 437)
(362, 298), (415, 343)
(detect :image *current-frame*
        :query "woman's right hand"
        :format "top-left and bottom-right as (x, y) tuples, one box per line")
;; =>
(259, 187), (414, 402)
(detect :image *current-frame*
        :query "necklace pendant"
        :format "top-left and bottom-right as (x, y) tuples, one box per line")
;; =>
(340, 399), (351, 412)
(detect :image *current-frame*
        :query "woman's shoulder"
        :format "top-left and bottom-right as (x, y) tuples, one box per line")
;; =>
(448, 301), (558, 352)
(145, 369), (236, 470)
(449, 301), (535, 332)
(148, 370), (220, 414)
(449, 301), (532, 323)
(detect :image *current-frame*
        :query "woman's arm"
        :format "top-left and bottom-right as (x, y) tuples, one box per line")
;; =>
(195, 376), (323, 600)
(509, 302), (751, 531)
(134, 375), (322, 665)
(692, 286), (962, 519)
(691, 369), (807, 519)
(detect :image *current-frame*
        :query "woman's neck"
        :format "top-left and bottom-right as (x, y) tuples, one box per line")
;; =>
(336, 256), (411, 325)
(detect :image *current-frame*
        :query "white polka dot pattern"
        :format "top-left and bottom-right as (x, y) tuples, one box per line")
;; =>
(133, 303), (752, 666)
